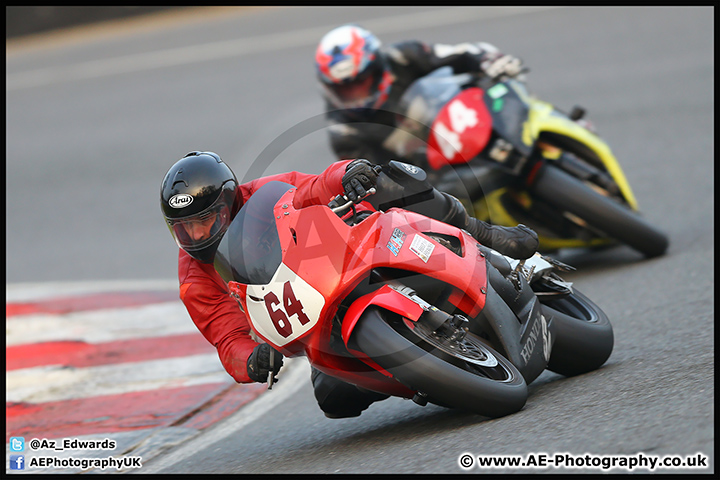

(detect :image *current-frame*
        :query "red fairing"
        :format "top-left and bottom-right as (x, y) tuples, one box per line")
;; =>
(427, 87), (493, 170)
(341, 284), (425, 345)
(232, 188), (488, 395)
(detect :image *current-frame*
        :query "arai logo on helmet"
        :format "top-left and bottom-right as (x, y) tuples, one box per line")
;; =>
(329, 58), (356, 81)
(169, 194), (193, 209)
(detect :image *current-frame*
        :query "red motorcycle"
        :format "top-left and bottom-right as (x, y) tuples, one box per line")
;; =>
(213, 174), (613, 418)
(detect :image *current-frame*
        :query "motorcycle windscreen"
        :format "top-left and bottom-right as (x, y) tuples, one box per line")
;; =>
(482, 81), (533, 157)
(214, 181), (295, 285)
(384, 66), (467, 161)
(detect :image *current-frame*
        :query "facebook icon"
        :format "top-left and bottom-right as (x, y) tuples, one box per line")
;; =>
(10, 455), (25, 470)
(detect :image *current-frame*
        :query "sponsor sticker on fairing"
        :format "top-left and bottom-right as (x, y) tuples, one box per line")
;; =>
(387, 228), (406, 256)
(409, 234), (435, 263)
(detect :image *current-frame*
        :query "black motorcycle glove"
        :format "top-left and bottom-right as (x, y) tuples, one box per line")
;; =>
(247, 343), (284, 383)
(342, 159), (383, 203)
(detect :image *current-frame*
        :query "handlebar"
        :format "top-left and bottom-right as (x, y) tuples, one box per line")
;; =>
(472, 67), (530, 89)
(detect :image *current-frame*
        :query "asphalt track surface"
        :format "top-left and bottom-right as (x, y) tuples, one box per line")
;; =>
(6, 6), (714, 474)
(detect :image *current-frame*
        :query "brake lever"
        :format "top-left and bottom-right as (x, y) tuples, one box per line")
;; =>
(267, 349), (275, 390)
(330, 188), (376, 215)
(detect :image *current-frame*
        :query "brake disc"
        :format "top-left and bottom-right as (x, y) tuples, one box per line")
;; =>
(408, 319), (499, 367)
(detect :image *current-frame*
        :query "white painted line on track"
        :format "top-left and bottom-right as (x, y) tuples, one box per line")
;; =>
(5, 279), (178, 302)
(6, 7), (558, 91)
(7, 353), (230, 404)
(140, 356), (311, 473)
(6, 302), (195, 346)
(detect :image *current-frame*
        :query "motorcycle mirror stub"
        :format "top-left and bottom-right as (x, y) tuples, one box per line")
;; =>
(387, 160), (427, 182)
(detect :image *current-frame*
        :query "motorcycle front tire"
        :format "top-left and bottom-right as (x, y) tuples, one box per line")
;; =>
(350, 306), (528, 418)
(530, 163), (669, 258)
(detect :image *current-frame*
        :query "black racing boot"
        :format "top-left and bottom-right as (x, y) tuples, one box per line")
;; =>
(441, 193), (539, 260)
(311, 367), (389, 419)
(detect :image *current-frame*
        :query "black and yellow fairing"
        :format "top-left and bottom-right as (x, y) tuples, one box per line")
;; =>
(472, 92), (640, 252)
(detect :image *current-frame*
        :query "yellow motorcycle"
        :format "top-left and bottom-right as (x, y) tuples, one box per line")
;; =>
(383, 67), (669, 258)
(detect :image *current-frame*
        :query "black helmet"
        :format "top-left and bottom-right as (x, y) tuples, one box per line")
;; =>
(160, 151), (239, 264)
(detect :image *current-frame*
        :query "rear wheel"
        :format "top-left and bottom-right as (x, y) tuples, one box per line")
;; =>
(538, 286), (614, 377)
(351, 306), (527, 418)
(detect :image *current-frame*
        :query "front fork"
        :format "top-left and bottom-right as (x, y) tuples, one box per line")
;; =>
(387, 282), (471, 342)
(545, 150), (621, 197)
(521, 140), (621, 200)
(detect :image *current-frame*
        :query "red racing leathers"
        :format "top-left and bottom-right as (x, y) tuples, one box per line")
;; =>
(177, 160), (352, 383)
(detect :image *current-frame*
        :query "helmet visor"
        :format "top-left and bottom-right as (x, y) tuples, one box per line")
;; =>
(322, 61), (387, 109)
(325, 74), (375, 106)
(166, 196), (231, 253)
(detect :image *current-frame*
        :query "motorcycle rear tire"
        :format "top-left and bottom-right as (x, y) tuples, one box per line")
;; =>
(351, 306), (528, 418)
(540, 288), (614, 377)
(530, 163), (669, 258)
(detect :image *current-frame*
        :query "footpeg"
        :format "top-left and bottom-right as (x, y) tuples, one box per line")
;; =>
(412, 392), (429, 406)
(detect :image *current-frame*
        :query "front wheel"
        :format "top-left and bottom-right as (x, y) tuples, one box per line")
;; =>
(350, 306), (528, 418)
(530, 163), (669, 258)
